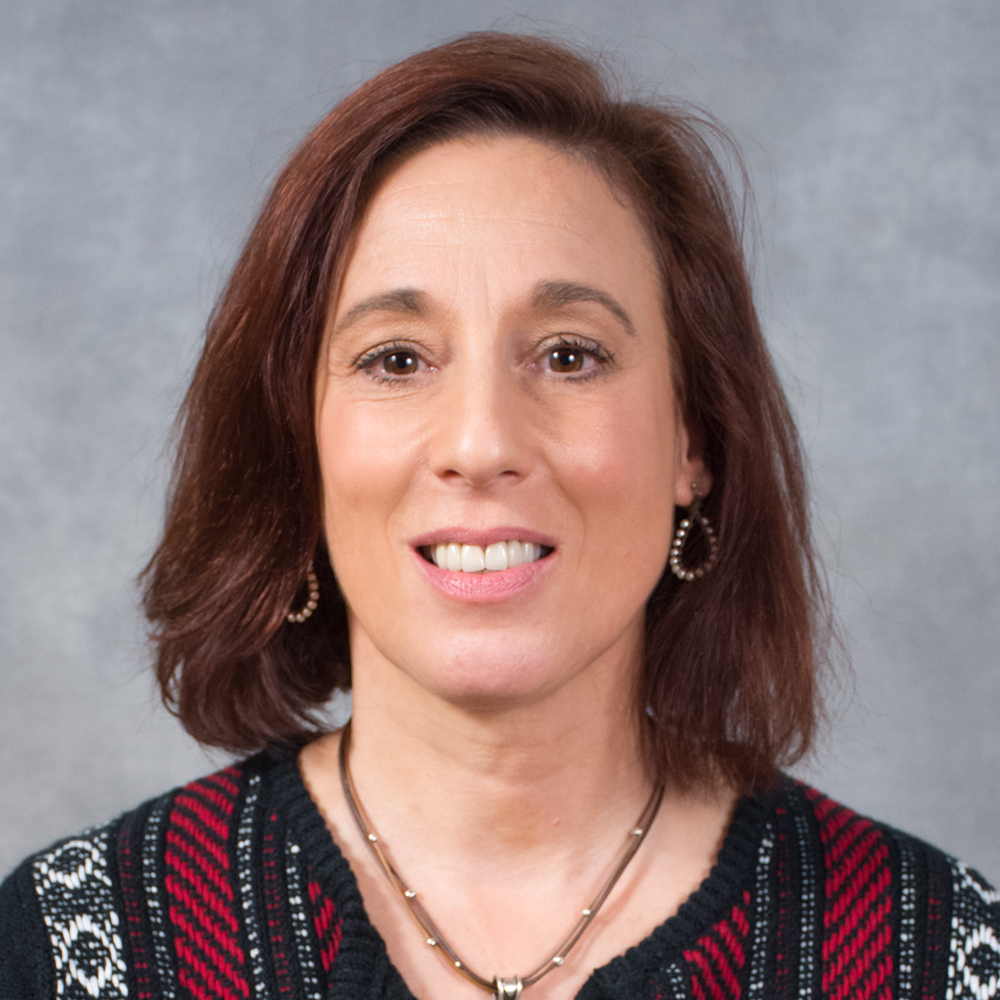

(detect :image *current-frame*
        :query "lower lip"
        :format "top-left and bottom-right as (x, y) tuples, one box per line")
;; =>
(412, 548), (555, 602)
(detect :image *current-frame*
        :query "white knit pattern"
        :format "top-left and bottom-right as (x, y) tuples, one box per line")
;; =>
(747, 824), (774, 999)
(947, 861), (1000, 1000)
(32, 829), (128, 998)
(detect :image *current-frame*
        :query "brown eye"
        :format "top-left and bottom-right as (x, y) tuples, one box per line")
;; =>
(548, 347), (585, 373)
(383, 350), (418, 376)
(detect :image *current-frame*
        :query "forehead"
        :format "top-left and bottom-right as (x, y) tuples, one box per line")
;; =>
(336, 135), (660, 309)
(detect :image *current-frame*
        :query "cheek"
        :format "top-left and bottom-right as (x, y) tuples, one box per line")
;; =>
(316, 397), (421, 554)
(555, 382), (678, 562)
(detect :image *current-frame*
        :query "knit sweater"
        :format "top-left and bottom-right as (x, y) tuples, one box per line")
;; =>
(1, 749), (997, 1000)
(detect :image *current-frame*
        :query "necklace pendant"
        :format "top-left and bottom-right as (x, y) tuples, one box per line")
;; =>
(493, 975), (523, 999)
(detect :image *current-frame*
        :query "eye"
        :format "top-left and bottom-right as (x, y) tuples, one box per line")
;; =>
(547, 346), (588, 373)
(538, 337), (610, 377)
(355, 342), (429, 381)
(381, 349), (419, 376)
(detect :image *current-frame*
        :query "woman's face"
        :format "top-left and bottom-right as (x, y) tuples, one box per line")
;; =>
(316, 136), (708, 709)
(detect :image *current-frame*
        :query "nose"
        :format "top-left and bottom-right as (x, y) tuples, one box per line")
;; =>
(427, 350), (530, 490)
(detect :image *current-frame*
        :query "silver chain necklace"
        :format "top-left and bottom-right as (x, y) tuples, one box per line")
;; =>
(338, 720), (665, 1000)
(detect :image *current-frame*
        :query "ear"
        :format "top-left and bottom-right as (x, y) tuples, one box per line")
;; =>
(673, 418), (712, 507)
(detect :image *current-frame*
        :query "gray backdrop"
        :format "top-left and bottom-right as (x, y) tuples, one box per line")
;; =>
(2, 1), (998, 880)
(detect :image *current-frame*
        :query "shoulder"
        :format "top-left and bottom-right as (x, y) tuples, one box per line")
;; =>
(775, 779), (999, 999)
(0, 846), (57, 1000)
(0, 815), (129, 999)
(657, 777), (999, 1000)
(664, 777), (999, 1000)
(0, 749), (326, 999)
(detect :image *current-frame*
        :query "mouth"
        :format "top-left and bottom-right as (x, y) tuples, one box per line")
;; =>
(418, 540), (554, 573)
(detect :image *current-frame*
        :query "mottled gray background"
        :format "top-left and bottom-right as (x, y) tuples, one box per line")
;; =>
(2, 1), (998, 879)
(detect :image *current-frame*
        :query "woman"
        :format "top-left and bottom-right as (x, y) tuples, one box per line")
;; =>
(1, 32), (996, 1000)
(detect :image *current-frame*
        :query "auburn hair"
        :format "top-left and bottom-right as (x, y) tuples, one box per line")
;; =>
(142, 32), (832, 793)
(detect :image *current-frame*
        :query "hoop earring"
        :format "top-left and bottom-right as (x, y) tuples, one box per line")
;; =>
(669, 492), (718, 582)
(286, 561), (319, 623)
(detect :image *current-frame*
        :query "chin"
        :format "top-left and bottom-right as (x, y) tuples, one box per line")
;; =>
(407, 641), (575, 711)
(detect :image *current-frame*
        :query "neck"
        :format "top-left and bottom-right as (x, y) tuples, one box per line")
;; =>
(323, 622), (653, 871)
(298, 626), (737, 1000)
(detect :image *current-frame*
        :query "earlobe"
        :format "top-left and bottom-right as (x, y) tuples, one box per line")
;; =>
(674, 473), (711, 509)
(674, 422), (712, 507)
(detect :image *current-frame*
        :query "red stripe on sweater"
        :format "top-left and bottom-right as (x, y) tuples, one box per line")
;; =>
(684, 946), (729, 1000)
(308, 879), (344, 974)
(817, 806), (854, 849)
(718, 918), (746, 968)
(205, 768), (243, 799)
(823, 882), (891, 959)
(825, 814), (870, 868)
(166, 852), (239, 931)
(828, 845), (890, 927)
(175, 791), (232, 842)
(166, 770), (249, 999)
(683, 897), (750, 1000)
(170, 904), (246, 982)
(175, 942), (250, 1000)
(263, 812), (295, 995)
(826, 826), (879, 898)
(187, 780), (237, 818)
(809, 792), (838, 824)
(824, 899), (892, 985)
(166, 873), (242, 951)
(827, 925), (892, 1000)
(702, 935), (743, 995)
(806, 787), (893, 1000)
(732, 894), (751, 938)
(117, 818), (154, 1000)
(921, 860), (949, 1000)
(171, 809), (232, 872)
(167, 828), (233, 898)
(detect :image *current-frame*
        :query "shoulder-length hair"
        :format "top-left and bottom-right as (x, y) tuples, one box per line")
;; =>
(143, 32), (831, 794)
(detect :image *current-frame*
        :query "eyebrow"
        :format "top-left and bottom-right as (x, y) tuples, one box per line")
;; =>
(331, 281), (636, 337)
(531, 280), (635, 336)
(332, 288), (426, 335)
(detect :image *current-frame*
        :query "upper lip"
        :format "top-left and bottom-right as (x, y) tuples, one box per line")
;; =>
(409, 526), (557, 549)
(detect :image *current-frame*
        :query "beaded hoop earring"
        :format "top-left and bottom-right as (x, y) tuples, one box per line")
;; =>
(669, 490), (718, 582)
(286, 561), (319, 623)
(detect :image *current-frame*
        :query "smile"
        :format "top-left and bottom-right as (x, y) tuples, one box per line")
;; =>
(421, 541), (552, 573)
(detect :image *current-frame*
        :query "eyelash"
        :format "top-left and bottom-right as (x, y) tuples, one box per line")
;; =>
(353, 341), (426, 383)
(540, 335), (614, 379)
(352, 335), (614, 383)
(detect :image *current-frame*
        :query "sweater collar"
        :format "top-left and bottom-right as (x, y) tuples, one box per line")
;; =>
(264, 750), (776, 1000)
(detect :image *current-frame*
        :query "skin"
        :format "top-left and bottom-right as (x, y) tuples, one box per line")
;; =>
(300, 136), (735, 1000)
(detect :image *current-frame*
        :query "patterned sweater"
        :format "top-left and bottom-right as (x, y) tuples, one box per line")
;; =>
(1, 749), (998, 1000)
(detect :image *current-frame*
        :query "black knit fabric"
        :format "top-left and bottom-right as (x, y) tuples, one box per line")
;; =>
(1, 749), (997, 999)
(0, 857), (54, 1000)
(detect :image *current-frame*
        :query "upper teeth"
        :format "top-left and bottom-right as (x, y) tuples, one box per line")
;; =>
(431, 541), (544, 573)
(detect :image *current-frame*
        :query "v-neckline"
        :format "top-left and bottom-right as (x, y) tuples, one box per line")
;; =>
(268, 754), (773, 999)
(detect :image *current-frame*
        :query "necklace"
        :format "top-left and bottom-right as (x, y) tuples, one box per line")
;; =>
(338, 720), (665, 1000)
